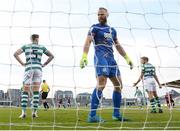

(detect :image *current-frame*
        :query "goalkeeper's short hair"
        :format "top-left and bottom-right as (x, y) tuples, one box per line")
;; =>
(99, 7), (109, 17)
(99, 7), (108, 12)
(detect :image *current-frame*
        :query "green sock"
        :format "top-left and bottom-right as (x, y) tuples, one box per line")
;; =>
(33, 91), (39, 112)
(155, 97), (161, 109)
(21, 92), (28, 113)
(150, 98), (156, 111)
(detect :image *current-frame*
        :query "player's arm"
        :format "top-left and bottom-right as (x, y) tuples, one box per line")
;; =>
(134, 91), (137, 97)
(154, 73), (162, 88)
(140, 91), (143, 96)
(40, 85), (43, 93)
(114, 39), (133, 69)
(133, 72), (143, 87)
(42, 50), (54, 67)
(48, 85), (50, 93)
(14, 48), (25, 66)
(80, 35), (93, 68)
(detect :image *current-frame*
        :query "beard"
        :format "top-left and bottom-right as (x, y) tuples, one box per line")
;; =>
(99, 17), (107, 24)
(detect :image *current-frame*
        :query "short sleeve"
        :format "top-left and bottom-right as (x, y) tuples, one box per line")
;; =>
(21, 45), (26, 52)
(112, 28), (117, 41)
(87, 25), (97, 36)
(42, 46), (48, 55)
(141, 65), (145, 73)
(153, 66), (156, 73)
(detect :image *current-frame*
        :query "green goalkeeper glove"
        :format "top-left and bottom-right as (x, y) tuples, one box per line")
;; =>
(80, 53), (88, 69)
(124, 54), (133, 69)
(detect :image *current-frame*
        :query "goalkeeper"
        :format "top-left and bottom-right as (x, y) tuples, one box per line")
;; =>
(80, 7), (133, 122)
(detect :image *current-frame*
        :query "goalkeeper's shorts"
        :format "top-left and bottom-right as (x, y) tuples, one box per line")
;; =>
(94, 55), (120, 77)
(144, 77), (156, 92)
(23, 69), (42, 85)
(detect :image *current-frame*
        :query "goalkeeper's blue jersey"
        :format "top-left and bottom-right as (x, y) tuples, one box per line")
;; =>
(88, 23), (117, 57)
(87, 23), (120, 77)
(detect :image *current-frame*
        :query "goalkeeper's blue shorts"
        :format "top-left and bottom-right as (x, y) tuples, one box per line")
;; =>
(94, 53), (120, 77)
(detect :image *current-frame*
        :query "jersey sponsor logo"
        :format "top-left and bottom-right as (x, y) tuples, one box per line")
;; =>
(104, 32), (112, 39)
(102, 67), (107, 73)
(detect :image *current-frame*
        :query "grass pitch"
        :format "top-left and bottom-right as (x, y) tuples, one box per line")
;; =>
(0, 106), (179, 130)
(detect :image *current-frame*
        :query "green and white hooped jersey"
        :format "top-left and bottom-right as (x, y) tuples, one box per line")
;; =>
(134, 89), (143, 97)
(21, 43), (48, 72)
(141, 63), (155, 78)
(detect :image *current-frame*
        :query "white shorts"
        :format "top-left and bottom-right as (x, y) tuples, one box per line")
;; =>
(137, 97), (143, 103)
(144, 77), (156, 92)
(23, 69), (42, 85)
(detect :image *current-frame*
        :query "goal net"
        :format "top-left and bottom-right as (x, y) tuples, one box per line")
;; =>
(0, 0), (180, 130)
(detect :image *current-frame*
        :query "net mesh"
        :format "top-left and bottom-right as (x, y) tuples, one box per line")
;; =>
(0, 0), (180, 130)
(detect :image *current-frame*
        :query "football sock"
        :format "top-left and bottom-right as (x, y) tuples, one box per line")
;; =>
(89, 88), (102, 117)
(155, 97), (161, 109)
(150, 98), (156, 111)
(43, 102), (46, 109)
(113, 91), (122, 117)
(21, 91), (28, 114)
(32, 91), (39, 113)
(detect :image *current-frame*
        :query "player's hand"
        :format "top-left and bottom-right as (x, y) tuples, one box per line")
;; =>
(159, 85), (162, 89)
(42, 63), (47, 67)
(124, 54), (133, 69)
(80, 53), (88, 69)
(133, 83), (137, 87)
(22, 63), (26, 67)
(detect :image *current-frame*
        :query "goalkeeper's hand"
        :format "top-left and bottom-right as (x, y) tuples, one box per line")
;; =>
(124, 54), (133, 69)
(80, 53), (88, 69)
